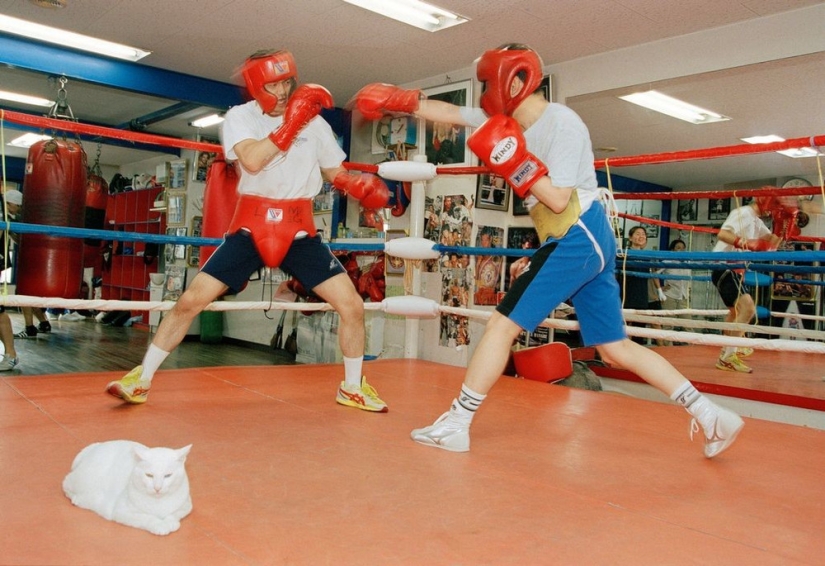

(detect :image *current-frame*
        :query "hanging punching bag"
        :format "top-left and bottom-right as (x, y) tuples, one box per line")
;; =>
(199, 158), (238, 268)
(83, 172), (109, 271)
(17, 138), (88, 298)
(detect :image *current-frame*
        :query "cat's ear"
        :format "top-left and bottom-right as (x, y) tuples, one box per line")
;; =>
(176, 444), (192, 462)
(133, 445), (152, 462)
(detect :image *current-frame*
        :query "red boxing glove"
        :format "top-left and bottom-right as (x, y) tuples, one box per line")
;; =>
(771, 209), (800, 241)
(268, 84), (334, 151)
(738, 238), (776, 251)
(350, 83), (421, 120)
(467, 115), (548, 198)
(332, 171), (390, 209)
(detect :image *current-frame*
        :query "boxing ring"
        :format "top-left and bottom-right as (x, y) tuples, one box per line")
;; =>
(1, 110), (825, 564)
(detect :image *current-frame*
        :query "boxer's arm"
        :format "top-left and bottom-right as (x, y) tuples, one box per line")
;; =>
(233, 138), (284, 174)
(415, 99), (471, 126)
(529, 178), (574, 214)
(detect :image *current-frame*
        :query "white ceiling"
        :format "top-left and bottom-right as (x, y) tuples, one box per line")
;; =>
(1, 0), (824, 189)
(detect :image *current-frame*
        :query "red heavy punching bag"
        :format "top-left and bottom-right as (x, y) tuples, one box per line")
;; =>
(83, 172), (109, 271)
(17, 139), (88, 298)
(199, 158), (238, 268)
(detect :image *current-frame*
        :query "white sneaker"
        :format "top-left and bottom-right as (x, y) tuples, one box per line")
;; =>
(411, 412), (470, 452)
(691, 407), (744, 458)
(60, 312), (86, 322)
(0, 354), (19, 371)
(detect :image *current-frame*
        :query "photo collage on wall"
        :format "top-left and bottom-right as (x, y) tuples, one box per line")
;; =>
(423, 193), (474, 347)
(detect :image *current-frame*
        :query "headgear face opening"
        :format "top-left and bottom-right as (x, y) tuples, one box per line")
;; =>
(241, 50), (297, 114)
(476, 46), (543, 116)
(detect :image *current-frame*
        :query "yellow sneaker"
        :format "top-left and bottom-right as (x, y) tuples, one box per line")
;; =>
(736, 347), (754, 358)
(336, 377), (388, 412)
(105, 366), (151, 404)
(715, 354), (752, 373)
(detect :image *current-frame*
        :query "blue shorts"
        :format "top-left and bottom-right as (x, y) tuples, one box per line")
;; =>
(201, 231), (345, 295)
(497, 202), (626, 346)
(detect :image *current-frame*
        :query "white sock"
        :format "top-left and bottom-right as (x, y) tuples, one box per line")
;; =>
(140, 344), (170, 383)
(449, 384), (487, 425)
(671, 382), (716, 432)
(721, 346), (736, 359)
(343, 356), (363, 388)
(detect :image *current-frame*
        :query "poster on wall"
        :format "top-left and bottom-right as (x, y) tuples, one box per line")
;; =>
(505, 226), (540, 291)
(473, 225), (504, 305)
(423, 80), (472, 166)
(440, 268), (470, 347)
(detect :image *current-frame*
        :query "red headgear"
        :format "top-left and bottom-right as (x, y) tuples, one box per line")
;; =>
(476, 46), (543, 116)
(240, 50), (297, 114)
(754, 190), (798, 217)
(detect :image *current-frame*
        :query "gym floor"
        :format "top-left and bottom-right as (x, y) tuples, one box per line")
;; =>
(1, 320), (823, 565)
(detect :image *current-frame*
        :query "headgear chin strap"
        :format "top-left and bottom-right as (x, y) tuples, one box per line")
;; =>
(476, 47), (543, 116)
(240, 50), (297, 114)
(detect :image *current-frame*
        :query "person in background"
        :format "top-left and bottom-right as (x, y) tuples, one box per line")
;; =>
(658, 239), (692, 340)
(350, 42), (744, 459)
(105, 49), (390, 412)
(618, 226), (665, 345)
(711, 197), (791, 373)
(0, 189), (22, 370)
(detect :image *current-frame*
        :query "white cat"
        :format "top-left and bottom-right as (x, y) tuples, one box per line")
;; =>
(63, 440), (192, 536)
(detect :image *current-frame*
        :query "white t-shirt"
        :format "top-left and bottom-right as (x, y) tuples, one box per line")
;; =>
(712, 205), (771, 252)
(460, 104), (599, 213)
(221, 100), (345, 199)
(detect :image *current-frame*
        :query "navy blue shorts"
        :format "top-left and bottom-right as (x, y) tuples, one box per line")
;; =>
(712, 269), (749, 308)
(201, 231), (345, 294)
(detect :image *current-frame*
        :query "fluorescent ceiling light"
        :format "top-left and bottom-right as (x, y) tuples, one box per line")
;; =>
(8, 133), (52, 148)
(0, 89), (53, 108)
(741, 135), (823, 158)
(777, 147), (824, 158)
(342, 0), (468, 32)
(190, 114), (225, 128)
(0, 14), (150, 61)
(619, 90), (730, 124)
(740, 135), (785, 144)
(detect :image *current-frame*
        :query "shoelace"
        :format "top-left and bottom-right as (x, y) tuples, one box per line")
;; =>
(689, 418), (699, 441)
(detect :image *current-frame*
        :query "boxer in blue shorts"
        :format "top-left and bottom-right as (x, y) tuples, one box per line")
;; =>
(352, 43), (744, 458)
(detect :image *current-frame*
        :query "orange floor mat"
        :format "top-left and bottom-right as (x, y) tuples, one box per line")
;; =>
(2, 359), (823, 565)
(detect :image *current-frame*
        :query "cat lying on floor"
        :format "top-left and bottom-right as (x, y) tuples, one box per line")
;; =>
(63, 440), (192, 536)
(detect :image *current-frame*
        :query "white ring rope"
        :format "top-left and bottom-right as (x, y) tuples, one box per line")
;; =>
(4, 294), (825, 354)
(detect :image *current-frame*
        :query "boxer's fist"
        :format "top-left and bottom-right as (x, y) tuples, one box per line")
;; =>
(468, 115), (548, 198)
(269, 84), (333, 151)
(350, 83), (421, 120)
(332, 171), (390, 209)
(771, 209), (800, 241)
(735, 237), (775, 251)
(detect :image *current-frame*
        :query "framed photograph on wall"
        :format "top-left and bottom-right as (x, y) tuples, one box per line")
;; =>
(512, 193), (529, 216)
(647, 215), (660, 238)
(187, 215), (202, 267)
(708, 198), (730, 222)
(169, 159), (187, 189)
(677, 199), (698, 223)
(385, 230), (407, 276)
(476, 173), (510, 211)
(166, 191), (186, 227)
(193, 135), (220, 182)
(423, 80), (472, 166)
(539, 74), (553, 102)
